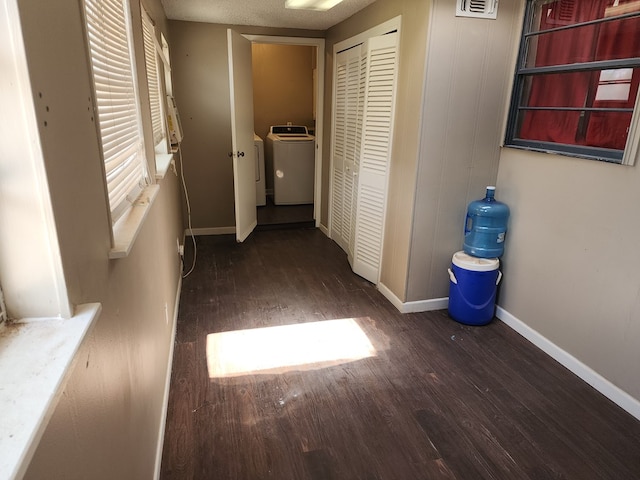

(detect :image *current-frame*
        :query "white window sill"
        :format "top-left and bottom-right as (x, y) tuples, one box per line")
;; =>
(0, 303), (101, 480)
(109, 184), (160, 259)
(155, 153), (175, 180)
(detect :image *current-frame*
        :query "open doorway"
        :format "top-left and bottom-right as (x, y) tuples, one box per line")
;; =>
(244, 35), (325, 230)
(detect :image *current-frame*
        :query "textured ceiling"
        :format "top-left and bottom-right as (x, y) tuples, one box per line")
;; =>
(160, 0), (377, 30)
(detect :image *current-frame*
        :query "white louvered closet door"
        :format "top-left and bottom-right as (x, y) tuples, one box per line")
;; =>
(352, 32), (399, 284)
(349, 48), (367, 262)
(331, 45), (361, 254)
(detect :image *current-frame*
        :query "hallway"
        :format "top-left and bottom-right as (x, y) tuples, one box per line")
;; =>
(160, 229), (640, 479)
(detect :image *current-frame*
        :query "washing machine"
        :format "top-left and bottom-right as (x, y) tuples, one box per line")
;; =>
(254, 133), (266, 206)
(265, 125), (315, 205)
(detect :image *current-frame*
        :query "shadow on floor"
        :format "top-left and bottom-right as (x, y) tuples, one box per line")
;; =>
(256, 195), (314, 230)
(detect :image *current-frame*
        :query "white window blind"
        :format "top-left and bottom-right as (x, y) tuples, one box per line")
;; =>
(84, 0), (149, 223)
(141, 8), (165, 147)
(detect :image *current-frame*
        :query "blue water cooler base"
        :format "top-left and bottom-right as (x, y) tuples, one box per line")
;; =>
(448, 254), (500, 326)
(448, 293), (495, 325)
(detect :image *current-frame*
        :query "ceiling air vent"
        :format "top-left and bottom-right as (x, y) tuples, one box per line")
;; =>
(456, 0), (498, 19)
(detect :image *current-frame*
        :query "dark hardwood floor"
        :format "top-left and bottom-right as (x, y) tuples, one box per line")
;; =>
(160, 228), (640, 480)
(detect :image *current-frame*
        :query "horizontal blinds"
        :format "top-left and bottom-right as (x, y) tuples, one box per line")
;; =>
(142, 9), (164, 145)
(85, 0), (147, 222)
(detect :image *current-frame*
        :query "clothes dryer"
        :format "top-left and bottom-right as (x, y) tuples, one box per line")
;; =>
(254, 133), (266, 206)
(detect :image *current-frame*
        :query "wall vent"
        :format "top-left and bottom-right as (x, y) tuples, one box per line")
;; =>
(456, 0), (499, 19)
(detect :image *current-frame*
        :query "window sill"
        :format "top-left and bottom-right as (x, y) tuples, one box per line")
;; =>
(155, 153), (175, 180)
(109, 184), (160, 259)
(502, 143), (624, 165)
(0, 303), (101, 480)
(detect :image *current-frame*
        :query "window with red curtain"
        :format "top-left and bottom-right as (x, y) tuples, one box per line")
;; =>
(506, 0), (640, 163)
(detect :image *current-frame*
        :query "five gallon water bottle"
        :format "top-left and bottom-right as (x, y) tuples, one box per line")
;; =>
(463, 186), (510, 258)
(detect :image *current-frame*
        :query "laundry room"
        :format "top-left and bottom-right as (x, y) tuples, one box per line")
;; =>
(251, 43), (317, 227)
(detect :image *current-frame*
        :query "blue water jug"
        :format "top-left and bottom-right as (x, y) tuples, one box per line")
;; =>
(463, 186), (510, 258)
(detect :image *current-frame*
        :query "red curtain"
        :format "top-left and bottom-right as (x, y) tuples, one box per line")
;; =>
(586, 14), (640, 149)
(519, 0), (640, 151)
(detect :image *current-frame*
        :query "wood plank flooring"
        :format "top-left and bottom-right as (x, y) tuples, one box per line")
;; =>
(256, 196), (314, 229)
(160, 228), (640, 480)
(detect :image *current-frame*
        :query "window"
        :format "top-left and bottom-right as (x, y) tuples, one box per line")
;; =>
(161, 33), (173, 97)
(505, 0), (640, 164)
(141, 7), (168, 154)
(84, 0), (150, 223)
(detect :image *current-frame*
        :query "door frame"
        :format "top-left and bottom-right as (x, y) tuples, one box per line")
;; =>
(243, 34), (325, 229)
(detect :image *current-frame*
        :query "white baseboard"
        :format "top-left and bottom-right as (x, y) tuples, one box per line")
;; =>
(153, 275), (182, 480)
(319, 223), (330, 237)
(402, 297), (448, 313)
(185, 226), (235, 236)
(496, 306), (640, 421)
(378, 282), (448, 313)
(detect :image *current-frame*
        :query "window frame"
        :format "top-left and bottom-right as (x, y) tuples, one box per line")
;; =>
(141, 6), (168, 155)
(504, 0), (640, 165)
(161, 33), (173, 98)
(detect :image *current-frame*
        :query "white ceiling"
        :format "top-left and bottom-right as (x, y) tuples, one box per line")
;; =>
(160, 0), (377, 31)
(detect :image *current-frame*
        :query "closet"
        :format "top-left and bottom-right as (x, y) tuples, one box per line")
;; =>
(330, 32), (399, 284)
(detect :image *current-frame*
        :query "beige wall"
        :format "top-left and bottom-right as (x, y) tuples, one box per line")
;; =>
(496, 148), (640, 402)
(252, 43), (315, 192)
(12, 0), (184, 478)
(324, 0), (431, 301)
(323, 0), (521, 303)
(169, 21), (322, 230)
(405, 0), (523, 302)
(252, 44), (315, 141)
(168, 21), (236, 229)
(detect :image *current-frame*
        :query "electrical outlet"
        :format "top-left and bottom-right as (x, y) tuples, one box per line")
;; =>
(177, 238), (184, 257)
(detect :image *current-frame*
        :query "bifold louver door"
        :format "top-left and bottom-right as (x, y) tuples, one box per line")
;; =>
(352, 32), (398, 284)
(330, 32), (398, 284)
(331, 45), (361, 254)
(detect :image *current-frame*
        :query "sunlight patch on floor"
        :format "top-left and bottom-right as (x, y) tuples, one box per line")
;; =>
(206, 318), (377, 378)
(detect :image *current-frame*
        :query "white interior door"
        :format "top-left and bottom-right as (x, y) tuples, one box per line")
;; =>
(227, 29), (257, 242)
(330, 44), (361, 256)
(352, 32), (398, 283)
